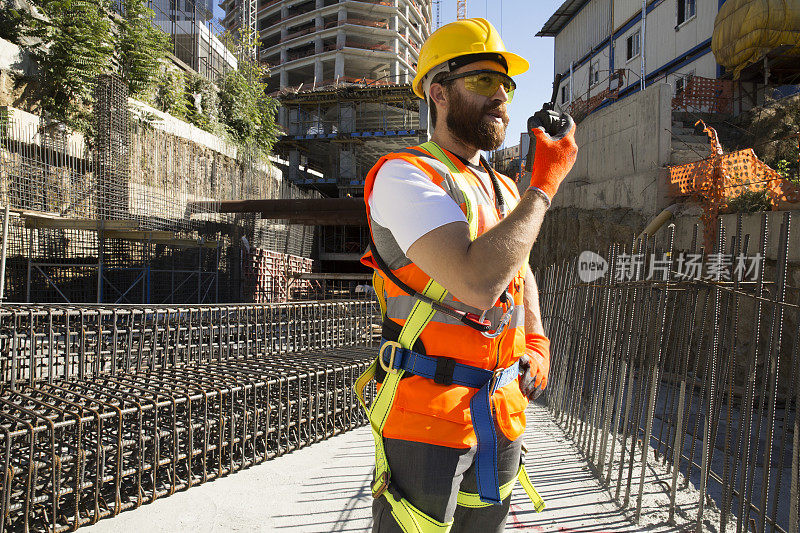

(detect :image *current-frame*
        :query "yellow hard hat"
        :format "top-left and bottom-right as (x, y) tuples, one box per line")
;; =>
(412, 18), (529, 99)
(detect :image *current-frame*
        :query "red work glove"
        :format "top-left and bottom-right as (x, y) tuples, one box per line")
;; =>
(518, 333), (551, 402)
(528, 110), (578, 201)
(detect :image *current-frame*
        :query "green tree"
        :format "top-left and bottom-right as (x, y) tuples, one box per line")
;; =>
(0, 1), (32, 45)
(185, 71), (219, 133)
(31, 0), (115, 135)
(217, 55), (279, 159)
(154, 64), (188, 119)
(118, 0), (171, 99)
(724, 189), (772, 213)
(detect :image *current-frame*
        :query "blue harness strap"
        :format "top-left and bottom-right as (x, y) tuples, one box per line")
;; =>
(379, 339), (521, 505)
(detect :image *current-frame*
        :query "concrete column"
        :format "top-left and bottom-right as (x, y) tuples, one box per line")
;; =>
(418, 97), (428, 132)
(281, 5), (288, 19)
(314, 58), (323, 83)
(392, 15), (400, 59)
(337, 6), (346, 22)
(280, 68), (288, 88)
(280, 46), (287, 63)
(334, 52), (344, 80)
(280, 26), (288, 41)
(336, 29), (345, 48)
(392, 60), (400, 84)
(339, 148), (355, 184)
(315, 0), (323, 7)
(315, 37), (323, 54)
(340, 104), (355, 132)
(315, 13), (323, 30)
(278, 106), (288, 131)
(288, 150), (300, 182)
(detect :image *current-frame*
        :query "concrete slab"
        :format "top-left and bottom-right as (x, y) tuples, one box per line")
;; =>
(83, 403), (640, 533)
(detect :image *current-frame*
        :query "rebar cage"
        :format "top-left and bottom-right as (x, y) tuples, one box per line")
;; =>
(0, 299), (378, 532)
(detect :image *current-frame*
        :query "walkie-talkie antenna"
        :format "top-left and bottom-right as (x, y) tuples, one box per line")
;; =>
(525, 74), (563, 174)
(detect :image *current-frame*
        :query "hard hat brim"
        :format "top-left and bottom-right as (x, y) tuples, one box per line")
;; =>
(412, 50), (529, 99)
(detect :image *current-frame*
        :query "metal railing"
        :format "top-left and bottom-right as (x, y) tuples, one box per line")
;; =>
(541, 211), (798, 533)
(0, 299), (378, 531)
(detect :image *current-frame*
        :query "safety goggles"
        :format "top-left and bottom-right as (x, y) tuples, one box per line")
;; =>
(439, 69), (516, 102)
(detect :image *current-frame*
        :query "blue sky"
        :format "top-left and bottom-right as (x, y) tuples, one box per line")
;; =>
(214, 0), (565, 147)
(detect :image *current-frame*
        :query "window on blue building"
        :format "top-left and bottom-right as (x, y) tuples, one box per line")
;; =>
(589, 60), (600, 87)
(677, 0), (696, 26)
(626, 31), (640, 61)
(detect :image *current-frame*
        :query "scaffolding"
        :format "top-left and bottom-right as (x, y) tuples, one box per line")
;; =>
(275, 84), (426, 197)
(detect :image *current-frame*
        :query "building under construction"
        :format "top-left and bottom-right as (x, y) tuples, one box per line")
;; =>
(222, 0), (432, 92)
(218, 0), (434, 269)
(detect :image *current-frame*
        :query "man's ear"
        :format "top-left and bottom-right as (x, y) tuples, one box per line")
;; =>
(429, 83), (448, 112)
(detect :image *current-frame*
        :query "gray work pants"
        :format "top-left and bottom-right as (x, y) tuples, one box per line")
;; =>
(371, 429), (523, 533)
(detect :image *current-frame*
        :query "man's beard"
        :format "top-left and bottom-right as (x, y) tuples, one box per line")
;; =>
(445, 86), (509, 151)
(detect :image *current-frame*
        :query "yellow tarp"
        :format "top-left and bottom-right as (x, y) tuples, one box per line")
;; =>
(712, 0), (800, 79)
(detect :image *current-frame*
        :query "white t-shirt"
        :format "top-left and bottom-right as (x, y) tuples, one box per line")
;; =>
(368, 159), (496, 254)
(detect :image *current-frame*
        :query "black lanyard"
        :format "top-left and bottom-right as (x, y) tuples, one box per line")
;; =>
(453, 153), (507, 218)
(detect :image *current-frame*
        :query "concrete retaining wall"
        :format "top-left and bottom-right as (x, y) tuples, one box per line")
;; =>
(552, 82), (673, 217)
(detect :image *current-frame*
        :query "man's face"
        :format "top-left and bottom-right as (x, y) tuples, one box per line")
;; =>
(440, 60), (511, 151)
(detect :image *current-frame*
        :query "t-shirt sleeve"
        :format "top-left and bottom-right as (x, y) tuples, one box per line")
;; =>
(368, 158), (467, 254)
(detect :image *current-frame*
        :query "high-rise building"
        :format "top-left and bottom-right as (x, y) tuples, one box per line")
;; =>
(221, 0), (432, 92)
(146, 0), (238, 82)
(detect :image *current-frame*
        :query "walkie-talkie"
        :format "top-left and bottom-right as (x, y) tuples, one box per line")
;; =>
(525, 73), (568, 174)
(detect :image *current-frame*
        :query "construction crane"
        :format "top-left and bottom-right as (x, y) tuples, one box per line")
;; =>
(239, 0), (258, 62)
(457, 0), (467, 20)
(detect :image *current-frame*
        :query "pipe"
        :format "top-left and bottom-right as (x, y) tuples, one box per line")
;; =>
(569, 61), (574, 104)
(0, 205), (9, 304)
(641, 0), (646, 92)
(637, 203), (680, 241)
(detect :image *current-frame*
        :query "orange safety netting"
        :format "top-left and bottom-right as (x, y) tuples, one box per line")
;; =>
(671, 76), (734, 114)
(669, 124), (800, 248)
(567, 70), (625, 123)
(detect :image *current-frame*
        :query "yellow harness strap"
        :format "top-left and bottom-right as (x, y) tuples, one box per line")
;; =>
(355, 278), (454, 532)
(456, 453), (545, 512)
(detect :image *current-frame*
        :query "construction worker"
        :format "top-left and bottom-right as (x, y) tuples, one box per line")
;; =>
(355, 17), (577, 533)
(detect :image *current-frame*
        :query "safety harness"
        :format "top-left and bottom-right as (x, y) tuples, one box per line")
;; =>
(354, 142), (545, 533)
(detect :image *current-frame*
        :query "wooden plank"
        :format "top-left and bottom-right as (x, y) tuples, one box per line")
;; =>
(102, 230), (218, 248)
(262, 214), (367, 226)
(290, 273), (372, 280)
(23, 215), (139, 231)
(101, 230), (175, 241)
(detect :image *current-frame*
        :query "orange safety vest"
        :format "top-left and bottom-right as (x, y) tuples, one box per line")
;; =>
(361, 143), (528, 449)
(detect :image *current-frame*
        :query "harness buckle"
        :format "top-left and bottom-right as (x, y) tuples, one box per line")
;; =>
(372, 470), (390, 499)
(481, 291), (516, 339)
(490, 367), (505, 394)
(378, 341), (402, 375)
